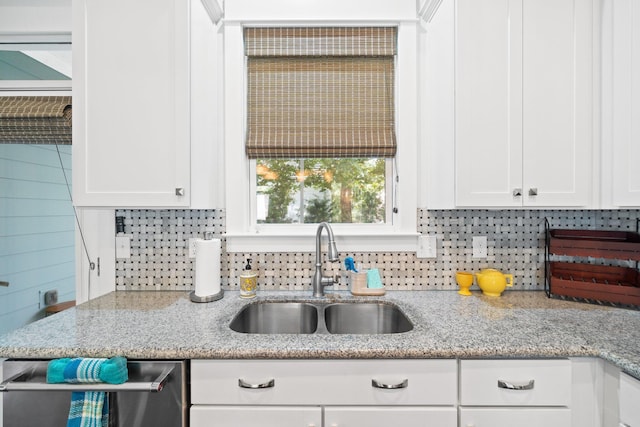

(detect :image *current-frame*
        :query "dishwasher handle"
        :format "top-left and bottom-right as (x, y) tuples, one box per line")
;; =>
(0, 365), (174, 393)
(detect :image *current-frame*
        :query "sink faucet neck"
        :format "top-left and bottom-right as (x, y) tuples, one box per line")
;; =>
(312, 222), (339, 297)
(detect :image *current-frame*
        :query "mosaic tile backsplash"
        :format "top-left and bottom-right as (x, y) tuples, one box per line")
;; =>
(115, 209), (640, 292)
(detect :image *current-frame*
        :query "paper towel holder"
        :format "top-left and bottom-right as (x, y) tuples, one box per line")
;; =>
(189, 232), (224, 303)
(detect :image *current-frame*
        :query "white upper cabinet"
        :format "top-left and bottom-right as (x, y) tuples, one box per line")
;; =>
(73, 0), (221, 208)
(454, 0), (595, 208)
(73, 0), (189, 207)
(602, 0), (640, 207)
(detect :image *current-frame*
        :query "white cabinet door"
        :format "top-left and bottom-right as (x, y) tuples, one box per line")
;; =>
(190, 406), (322, 427)
(459, 408), (571, 427)
(325, 407), (456, 427)
(620, 373), (640, 426)
(73, 0), (190, 207)
(455, 0), (523, 207)
(610, 0), (640, 207)
(521, 0), (593, 207)
(455, 0), (594, 208)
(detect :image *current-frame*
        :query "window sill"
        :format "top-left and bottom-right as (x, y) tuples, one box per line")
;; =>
(225, 229), (419, 253)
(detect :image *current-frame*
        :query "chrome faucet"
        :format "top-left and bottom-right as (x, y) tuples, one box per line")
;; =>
(312, 222), (339, 297)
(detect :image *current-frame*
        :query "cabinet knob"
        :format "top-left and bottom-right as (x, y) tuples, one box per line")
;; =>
(0, 281), (8, 287)
(528, 188), (538, 196)
(513, 188), (522, 197)
(175, 188), (185, 196)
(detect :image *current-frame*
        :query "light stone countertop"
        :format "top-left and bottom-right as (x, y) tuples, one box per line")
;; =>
(1, 290), (639, 379)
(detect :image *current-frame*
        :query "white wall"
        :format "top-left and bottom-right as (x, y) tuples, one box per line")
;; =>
(0, 0), (71, 35)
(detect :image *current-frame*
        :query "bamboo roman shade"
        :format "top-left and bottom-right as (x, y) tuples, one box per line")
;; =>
(0, 96), (72, 144)
(245, 27), (397, 159)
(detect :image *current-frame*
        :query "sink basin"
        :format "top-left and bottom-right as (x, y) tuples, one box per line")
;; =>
(229, 302), (318, 334)
(229, 301), (413, 335)
(323, 303), (413, 334)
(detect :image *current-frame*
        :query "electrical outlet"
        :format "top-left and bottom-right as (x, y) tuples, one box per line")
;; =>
(115, 236), (131, 259)
(188, 238), (197, 258)
(472, 236), (488, 258)
(44, 290), (58, 306)
(417, 235), (437, 258)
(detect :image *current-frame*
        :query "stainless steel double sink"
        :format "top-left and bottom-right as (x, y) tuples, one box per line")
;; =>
(229, 301), (413, 335)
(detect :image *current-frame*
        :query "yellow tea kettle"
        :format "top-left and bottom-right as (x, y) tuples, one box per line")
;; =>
(475, 268), (514, 297)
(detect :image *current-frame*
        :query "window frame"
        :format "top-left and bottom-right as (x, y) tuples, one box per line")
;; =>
(224, 21), (419, 253)
(0, 34), (72, 92)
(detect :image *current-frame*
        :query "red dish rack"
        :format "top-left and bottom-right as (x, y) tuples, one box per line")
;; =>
(545, 218), (640, 309)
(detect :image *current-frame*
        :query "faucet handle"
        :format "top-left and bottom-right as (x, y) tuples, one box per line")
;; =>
(321, 275), (340, 286)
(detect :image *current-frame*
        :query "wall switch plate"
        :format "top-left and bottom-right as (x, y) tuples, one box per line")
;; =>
(472, 236), (488, 258)
(417, 235), (437, 258)
(115, 236), (131, 259)
(188, 238), (197, 258)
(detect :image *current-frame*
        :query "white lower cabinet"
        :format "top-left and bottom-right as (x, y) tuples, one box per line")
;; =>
(191, 359), (457, 406)
(190, 358), (594, 427)
(325, 407), (457, 426)
(620, 372), (640, 426)
(190, 359), (457, 427)
(190, 406), (456, 427)
(459, 408), (571, 427)
(459, 359), (572, 427)
(190, 406), (321, 427)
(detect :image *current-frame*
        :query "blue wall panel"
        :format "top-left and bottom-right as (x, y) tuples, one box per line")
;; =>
(0, 144), (74, 335)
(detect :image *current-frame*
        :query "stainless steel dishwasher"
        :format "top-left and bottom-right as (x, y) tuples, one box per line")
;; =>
(1, 359), (188, 427)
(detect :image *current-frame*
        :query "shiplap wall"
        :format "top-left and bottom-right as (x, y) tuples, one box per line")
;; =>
(0, 144), (74, 335)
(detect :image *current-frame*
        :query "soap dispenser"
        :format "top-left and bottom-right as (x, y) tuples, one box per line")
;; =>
(239, 258), (257, 298)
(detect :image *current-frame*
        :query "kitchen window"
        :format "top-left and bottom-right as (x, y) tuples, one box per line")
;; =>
(224, 22), (419, 252)
(246, 27), (395, 226)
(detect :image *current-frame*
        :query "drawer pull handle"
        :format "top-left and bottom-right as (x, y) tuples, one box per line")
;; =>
(238, 378), (275, 389)
(619, 424), (631, 427)
(498, 379), (535, 390)
(371, 378), (408, 389)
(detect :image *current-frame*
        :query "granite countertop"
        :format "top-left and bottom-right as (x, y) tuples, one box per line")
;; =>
(1, 290), (639, 378)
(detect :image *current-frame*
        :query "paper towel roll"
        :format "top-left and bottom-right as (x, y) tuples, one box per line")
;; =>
(194, 238), (221, 297)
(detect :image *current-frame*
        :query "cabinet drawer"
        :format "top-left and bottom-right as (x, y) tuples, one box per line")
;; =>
(459, 407), (571, 427)
(325, 406), (457, 427)
(190, 406), (321, 427)
(460, 359), (571, 406)
(191, 359), (457, 406)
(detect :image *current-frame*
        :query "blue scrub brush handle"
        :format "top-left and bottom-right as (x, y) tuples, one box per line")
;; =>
(344, 257), (358, 273)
